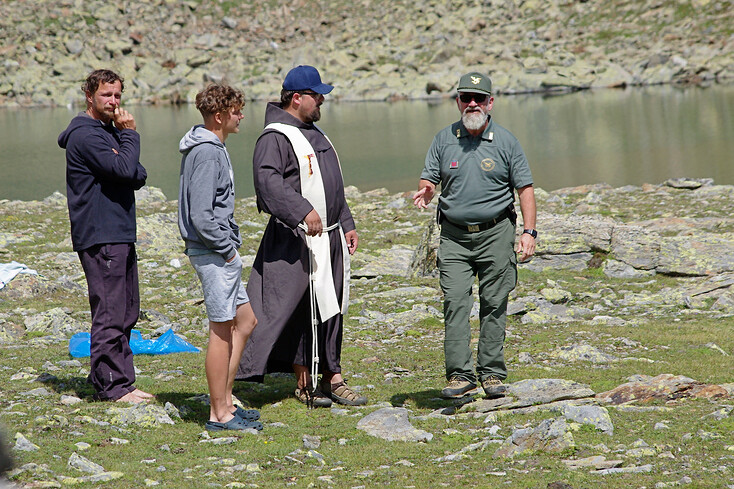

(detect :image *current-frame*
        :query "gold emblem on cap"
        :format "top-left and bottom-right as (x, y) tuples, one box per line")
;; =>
(471, 76), (481, 85)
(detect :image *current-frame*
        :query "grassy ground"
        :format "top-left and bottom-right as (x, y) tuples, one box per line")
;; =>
(1, 189), (732, 488)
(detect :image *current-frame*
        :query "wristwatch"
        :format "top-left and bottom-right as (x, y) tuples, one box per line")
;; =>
(522, 229), (538, 239)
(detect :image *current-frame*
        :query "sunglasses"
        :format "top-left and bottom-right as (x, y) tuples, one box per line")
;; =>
(299, 91), (322, 98)
(459, 93), (488, 104)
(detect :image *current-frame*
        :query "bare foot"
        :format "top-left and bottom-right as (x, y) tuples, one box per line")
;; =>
(132, 388), (155, 399)
(116, 391), (147, 404)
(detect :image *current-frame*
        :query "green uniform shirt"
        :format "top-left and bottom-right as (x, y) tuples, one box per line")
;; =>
(421, 116), (533, 226)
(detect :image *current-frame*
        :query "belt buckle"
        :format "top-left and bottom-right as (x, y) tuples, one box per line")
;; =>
(467, 224), (480, 232)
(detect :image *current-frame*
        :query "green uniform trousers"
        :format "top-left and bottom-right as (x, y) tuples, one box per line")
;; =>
(438, 217), (517, 383)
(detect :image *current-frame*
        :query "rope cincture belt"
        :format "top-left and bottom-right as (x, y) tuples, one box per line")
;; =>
(297, 221), (342, 408)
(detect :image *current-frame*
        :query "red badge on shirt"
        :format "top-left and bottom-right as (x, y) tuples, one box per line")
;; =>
(450, 160), (458, 169)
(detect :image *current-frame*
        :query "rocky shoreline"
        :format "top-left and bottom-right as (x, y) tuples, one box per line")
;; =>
(1, 0), (732, 107)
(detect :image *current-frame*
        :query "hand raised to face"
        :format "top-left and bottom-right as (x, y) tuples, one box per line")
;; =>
(113, 106), (136, 131)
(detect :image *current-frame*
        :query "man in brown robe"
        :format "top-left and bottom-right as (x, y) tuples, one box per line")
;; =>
(236, 66), (366, 407)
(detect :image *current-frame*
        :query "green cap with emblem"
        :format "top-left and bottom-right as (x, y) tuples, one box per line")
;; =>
(457, 72), (492, 95)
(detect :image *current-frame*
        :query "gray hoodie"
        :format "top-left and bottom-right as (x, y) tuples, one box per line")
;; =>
(178, 125), (241, 260)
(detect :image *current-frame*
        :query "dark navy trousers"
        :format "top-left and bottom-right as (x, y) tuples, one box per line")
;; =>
(78, 243), (139, 400)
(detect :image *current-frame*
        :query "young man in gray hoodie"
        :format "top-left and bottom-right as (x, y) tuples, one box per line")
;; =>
(178, 84), (261, 431)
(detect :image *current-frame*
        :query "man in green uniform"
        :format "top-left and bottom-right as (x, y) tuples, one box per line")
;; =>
(413, 71), (537, 399)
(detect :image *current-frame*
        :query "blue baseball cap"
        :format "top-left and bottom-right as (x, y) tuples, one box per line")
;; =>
(282, 65), (333, 94)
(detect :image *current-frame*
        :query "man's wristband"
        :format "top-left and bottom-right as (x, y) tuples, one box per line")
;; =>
(522, 229), (537, 239)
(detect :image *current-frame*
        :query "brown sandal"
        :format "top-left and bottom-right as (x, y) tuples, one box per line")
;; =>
(321, 380), (367, 406)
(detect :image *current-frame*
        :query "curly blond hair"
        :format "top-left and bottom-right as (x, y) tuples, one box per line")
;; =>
(195, 84), (245, 116)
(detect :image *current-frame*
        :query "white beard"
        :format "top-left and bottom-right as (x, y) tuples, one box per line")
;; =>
(462, 109), (488, 131)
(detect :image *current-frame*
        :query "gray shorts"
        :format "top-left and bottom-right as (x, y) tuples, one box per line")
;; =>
(189, 252), (249, 322)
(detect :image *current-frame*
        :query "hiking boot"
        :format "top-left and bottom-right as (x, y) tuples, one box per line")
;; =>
(295, 387), (332, 408)
(321, 380), (367, 406)
(440, 376), (478, 399)
(481, 376), (508, 399)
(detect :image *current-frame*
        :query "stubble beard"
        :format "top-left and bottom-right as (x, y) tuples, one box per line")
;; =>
(309, 107), (321, 123)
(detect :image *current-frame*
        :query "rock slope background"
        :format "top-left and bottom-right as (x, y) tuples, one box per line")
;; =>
(1, 0), (732, 106)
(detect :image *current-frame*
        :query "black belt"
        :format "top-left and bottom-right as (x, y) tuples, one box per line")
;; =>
(444, 209), (510, 233)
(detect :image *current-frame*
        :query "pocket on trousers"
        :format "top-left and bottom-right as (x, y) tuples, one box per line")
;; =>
(99, 244), (114, 269)
(225, 252), (241, 267)
(224, 253), (242, 280)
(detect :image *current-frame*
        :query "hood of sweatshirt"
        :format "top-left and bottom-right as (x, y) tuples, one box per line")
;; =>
(263, 101), (313, 129)
(179, 124), (224, 154)
(58, 112), (109, 149)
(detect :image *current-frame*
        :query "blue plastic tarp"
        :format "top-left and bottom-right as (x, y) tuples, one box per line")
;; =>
(68, 328), (200, 358)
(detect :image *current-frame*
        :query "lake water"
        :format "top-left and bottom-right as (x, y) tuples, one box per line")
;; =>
(1, 85), (732, 202)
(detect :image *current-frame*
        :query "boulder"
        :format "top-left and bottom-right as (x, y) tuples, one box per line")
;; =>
(596, 373), (729, 405)
(356, 407), (433, 442)
(494, 417), (574, 458)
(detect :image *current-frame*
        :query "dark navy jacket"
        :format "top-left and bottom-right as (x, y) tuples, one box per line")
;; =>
(58, 113), (147, 251)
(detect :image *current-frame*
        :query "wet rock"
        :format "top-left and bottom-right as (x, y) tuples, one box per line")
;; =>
(596, 374), (729, 405)
(494, 417), (574, 458)
(356, 407), (432, 442)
